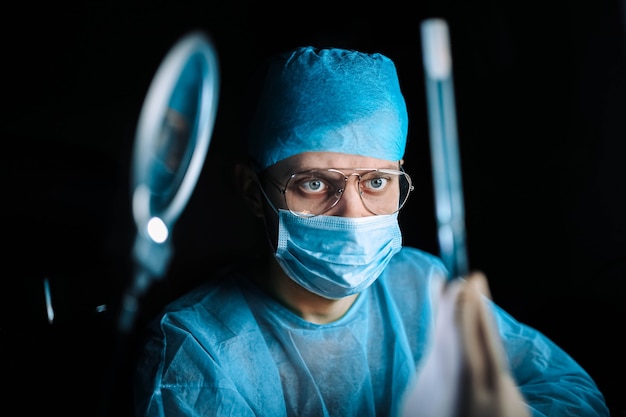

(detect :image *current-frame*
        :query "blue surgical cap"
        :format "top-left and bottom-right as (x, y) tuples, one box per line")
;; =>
(247, 46), (409, 170)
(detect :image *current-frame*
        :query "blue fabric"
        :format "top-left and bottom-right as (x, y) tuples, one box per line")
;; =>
(275, 210), (402, 298)
(135, 248), (609, 417)
(247, 46), (408, 170)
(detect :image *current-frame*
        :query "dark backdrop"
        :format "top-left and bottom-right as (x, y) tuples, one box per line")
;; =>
(2, 1), (625, 416)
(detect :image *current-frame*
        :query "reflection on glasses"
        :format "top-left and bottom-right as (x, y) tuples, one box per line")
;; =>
(265, 168), (414, 217)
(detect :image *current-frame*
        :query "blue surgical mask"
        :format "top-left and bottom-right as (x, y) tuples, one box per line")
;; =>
(274, 209), (402, 299)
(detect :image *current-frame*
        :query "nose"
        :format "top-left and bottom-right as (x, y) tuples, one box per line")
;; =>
(326, 175), (372, 217)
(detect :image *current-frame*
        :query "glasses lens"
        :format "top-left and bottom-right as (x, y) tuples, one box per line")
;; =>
(283, 169), (413, 217)
(284, 170), (346, 216)
(359, 170), (413, 214)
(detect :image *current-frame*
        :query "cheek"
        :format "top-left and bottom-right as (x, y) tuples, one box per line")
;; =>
(361, 189), (402, 214)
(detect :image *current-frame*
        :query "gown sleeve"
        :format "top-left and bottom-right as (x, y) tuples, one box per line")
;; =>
(491, 303), (609, 417)
(134, 317), (258, 417)
(134, 282), (288, 417)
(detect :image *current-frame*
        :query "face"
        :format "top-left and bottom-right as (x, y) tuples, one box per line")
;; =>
(262, 151), (404, 218)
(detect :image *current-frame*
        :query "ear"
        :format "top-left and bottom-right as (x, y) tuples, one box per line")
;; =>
(234, 162), (265, 218)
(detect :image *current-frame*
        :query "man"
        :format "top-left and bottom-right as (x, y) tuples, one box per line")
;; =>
(134, 45), (608, 416)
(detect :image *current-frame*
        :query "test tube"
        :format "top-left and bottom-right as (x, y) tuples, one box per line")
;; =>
(421, 18), (469, 280)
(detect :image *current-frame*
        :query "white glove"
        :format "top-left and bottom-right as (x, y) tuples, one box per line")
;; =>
(401, 272), (530, 417)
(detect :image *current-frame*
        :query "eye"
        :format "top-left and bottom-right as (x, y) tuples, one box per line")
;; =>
(361, 175), (390, 192)
(301, 178), (327, 193)
(291, 173), (335, 195)
(368, 177), (387, 189)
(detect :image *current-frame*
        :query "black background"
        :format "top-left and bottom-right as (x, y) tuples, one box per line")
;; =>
(2, 1), (625, 416)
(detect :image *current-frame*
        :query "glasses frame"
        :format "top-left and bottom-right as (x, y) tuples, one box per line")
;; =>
(263, 167), (414, 217)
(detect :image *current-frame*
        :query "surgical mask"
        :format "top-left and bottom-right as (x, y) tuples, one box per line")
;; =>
(274, 209), (402, 299)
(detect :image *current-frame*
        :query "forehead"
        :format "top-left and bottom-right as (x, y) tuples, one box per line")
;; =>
(266, 152), (401, 177)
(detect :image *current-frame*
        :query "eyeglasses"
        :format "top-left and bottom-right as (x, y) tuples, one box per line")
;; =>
(263, 168), (414, 217)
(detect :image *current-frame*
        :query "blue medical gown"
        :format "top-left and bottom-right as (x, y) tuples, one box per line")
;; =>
(134, 247), (608, 416)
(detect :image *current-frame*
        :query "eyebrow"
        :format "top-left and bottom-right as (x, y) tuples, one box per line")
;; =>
(268, 161), (402, 179)
(286, 166), (404, 179)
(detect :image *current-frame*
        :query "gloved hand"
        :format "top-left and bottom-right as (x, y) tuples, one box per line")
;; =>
(401, 272), (530, 417)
